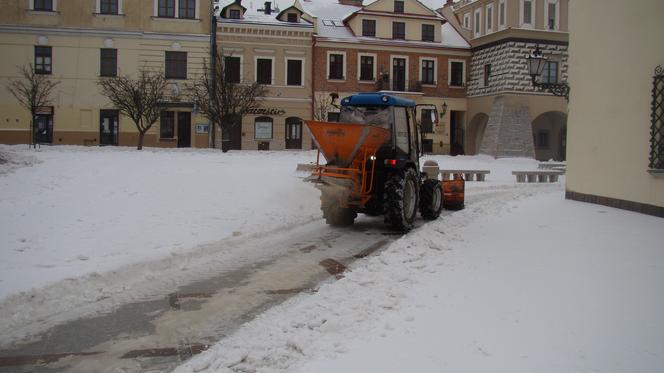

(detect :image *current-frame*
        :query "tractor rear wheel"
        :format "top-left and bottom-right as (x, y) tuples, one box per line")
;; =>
(321, 194), (357, 227)
(383, 168), (419, 231)
(419, 179), (443, 220)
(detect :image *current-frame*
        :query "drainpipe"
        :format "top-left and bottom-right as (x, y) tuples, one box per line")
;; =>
(311, 36), (316, 123)
(209, 1), (218, 148)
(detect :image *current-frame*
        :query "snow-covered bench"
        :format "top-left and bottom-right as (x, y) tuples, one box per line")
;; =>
(512, 170), (563, 183)
(538, 162), (566, 173)
(440, 169), (490, 182)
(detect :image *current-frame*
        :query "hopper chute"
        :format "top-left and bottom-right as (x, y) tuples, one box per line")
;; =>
(305, 121), (390, 167)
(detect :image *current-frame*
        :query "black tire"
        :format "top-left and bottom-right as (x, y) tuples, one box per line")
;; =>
(419, 179), (443, 220)
(383, 168), (419, 231)
(321, 193), (357, 227)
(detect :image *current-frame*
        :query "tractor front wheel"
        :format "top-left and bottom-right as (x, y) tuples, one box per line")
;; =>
(384, 168), (419, 231)
(419, 179), (443, 220)
(321, 194), (357, 227)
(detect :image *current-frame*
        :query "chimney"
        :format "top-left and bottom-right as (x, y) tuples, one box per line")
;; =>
(338, 0), (363, 6)
(264, 1), (272, 14)
(445, 0), (453, 5)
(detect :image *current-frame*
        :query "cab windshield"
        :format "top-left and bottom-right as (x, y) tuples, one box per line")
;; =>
(339, 106), (392, 129)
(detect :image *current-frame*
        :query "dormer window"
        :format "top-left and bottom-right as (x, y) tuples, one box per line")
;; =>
(392, 22), (405, 39)
(394, 0), (404, 13)
(362, 19), (376, 37)
(229, 9), (241, 18)
(287, 13), (298, 22)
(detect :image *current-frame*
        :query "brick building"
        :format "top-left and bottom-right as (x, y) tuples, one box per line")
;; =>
(300, 0), (472, 155)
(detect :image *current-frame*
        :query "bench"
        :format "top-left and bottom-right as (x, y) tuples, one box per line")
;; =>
(512, 170), (564, 183)
(538, 162), (566, 173)
(440, 169), (490, 182)
(295, 163), (315, 172)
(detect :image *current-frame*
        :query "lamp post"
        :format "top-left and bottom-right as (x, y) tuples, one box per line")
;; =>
(526, 45), (570, 101)
(440, 101), (448, 118)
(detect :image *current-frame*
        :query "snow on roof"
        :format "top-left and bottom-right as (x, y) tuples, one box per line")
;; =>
(215, 0), (313, 27)
(299, 0), (468, 49)
(441, 22), (469, 48)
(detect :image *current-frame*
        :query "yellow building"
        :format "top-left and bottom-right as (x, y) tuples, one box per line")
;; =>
(215, 0), (314, 150)
(565, 0), (664, 217)
(0, 0), (212, 148)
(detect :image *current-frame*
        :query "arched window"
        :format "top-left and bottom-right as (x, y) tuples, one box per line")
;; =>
(254, 116), (273, 140)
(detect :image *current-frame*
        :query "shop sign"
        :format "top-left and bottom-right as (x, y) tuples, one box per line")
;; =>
(244, 107), (286, 116)
(195, 123), (209, 134)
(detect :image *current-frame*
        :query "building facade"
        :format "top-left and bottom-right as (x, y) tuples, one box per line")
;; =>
(215, 0), (314, 150)
(565, 0), (664, 216)
(443, 0), (568, 160)
(300, 0), (471, 155)
(0, 0), (211, 148)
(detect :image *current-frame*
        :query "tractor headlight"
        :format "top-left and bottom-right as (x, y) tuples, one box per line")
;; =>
(381, 95), (389, 103)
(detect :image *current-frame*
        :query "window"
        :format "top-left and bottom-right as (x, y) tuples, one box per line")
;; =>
(474, 8), (481, 36)
(359, 55), (374, 81)
(165, 51), (187, 79)
(254, 116), (273, 139)
(486, 4), (493, 33)
(100, 0), (118, 14)
(224, 56), (241, 83)
(392, 22), (405, 40)
(421, 109), (434, 134)
(421, 24), (434, 42)
(33, 0), (53, 11)
(160, 111), (175, 138)
(287, 13), (298, 22)
(545, 0), (559, 30)
(463, 13), (470, 29)
(158, 0), (175, 17)
(394, 0), (404, 13)
(100, 48), (117, 77)
(542, 61), (558, 84)
(650, 67), (664, 170)
(328, 53), (344, 80)
(256, 58), (272, 84)
(286, 59), (303, 86)
(179, 0), (196, 19)
(484, 64), (492, 87)
(536, 130), (550, 149)
(421, 59), (435, 85)
(498, 0), (506, 28)
(362, 19), (376, 37)
(521, 0), (534, 27)
(449, 60), (464, 87)
(34, 46), (52, 75)
(229, 9), (241, 18)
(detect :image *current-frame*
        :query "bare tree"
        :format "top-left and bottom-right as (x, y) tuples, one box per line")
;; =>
(97, 68), (167, 150)
(6, 64), (60, 147)
(189, 52), (267, 150)
(313, 92), (339, 121)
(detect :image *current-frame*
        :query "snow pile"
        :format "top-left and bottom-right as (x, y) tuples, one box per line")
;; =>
(0, 146), (40, 176)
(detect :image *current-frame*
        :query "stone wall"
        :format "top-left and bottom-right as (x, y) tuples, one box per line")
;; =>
(467, 40), (569, 97)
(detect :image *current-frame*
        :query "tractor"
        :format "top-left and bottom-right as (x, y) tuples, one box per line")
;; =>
(305, 93), (464, 231)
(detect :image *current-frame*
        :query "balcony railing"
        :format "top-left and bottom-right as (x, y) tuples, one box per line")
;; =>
(375, 77), (435, 93)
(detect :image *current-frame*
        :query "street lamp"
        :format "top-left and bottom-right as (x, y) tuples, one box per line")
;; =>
(526, 45), (570, 101)
(440, 101), (448, 118)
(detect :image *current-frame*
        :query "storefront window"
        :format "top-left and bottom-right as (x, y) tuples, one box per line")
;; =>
(254, 116), (273, 139)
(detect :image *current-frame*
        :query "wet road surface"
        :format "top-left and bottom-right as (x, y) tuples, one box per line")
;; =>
(0, 216), (406, 372)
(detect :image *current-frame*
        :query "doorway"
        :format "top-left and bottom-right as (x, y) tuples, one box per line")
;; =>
(222, 115), (242, 151)
(34, 113), (53, 144)
(392, 58), (406, 92)
(177, 112), (191, 148)
(450, 110), (465, 155)
(100, 110), (119, 146)
(285, 117), (303, 149)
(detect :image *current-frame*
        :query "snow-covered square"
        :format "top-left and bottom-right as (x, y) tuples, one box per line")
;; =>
(1, 145), (662, 372)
